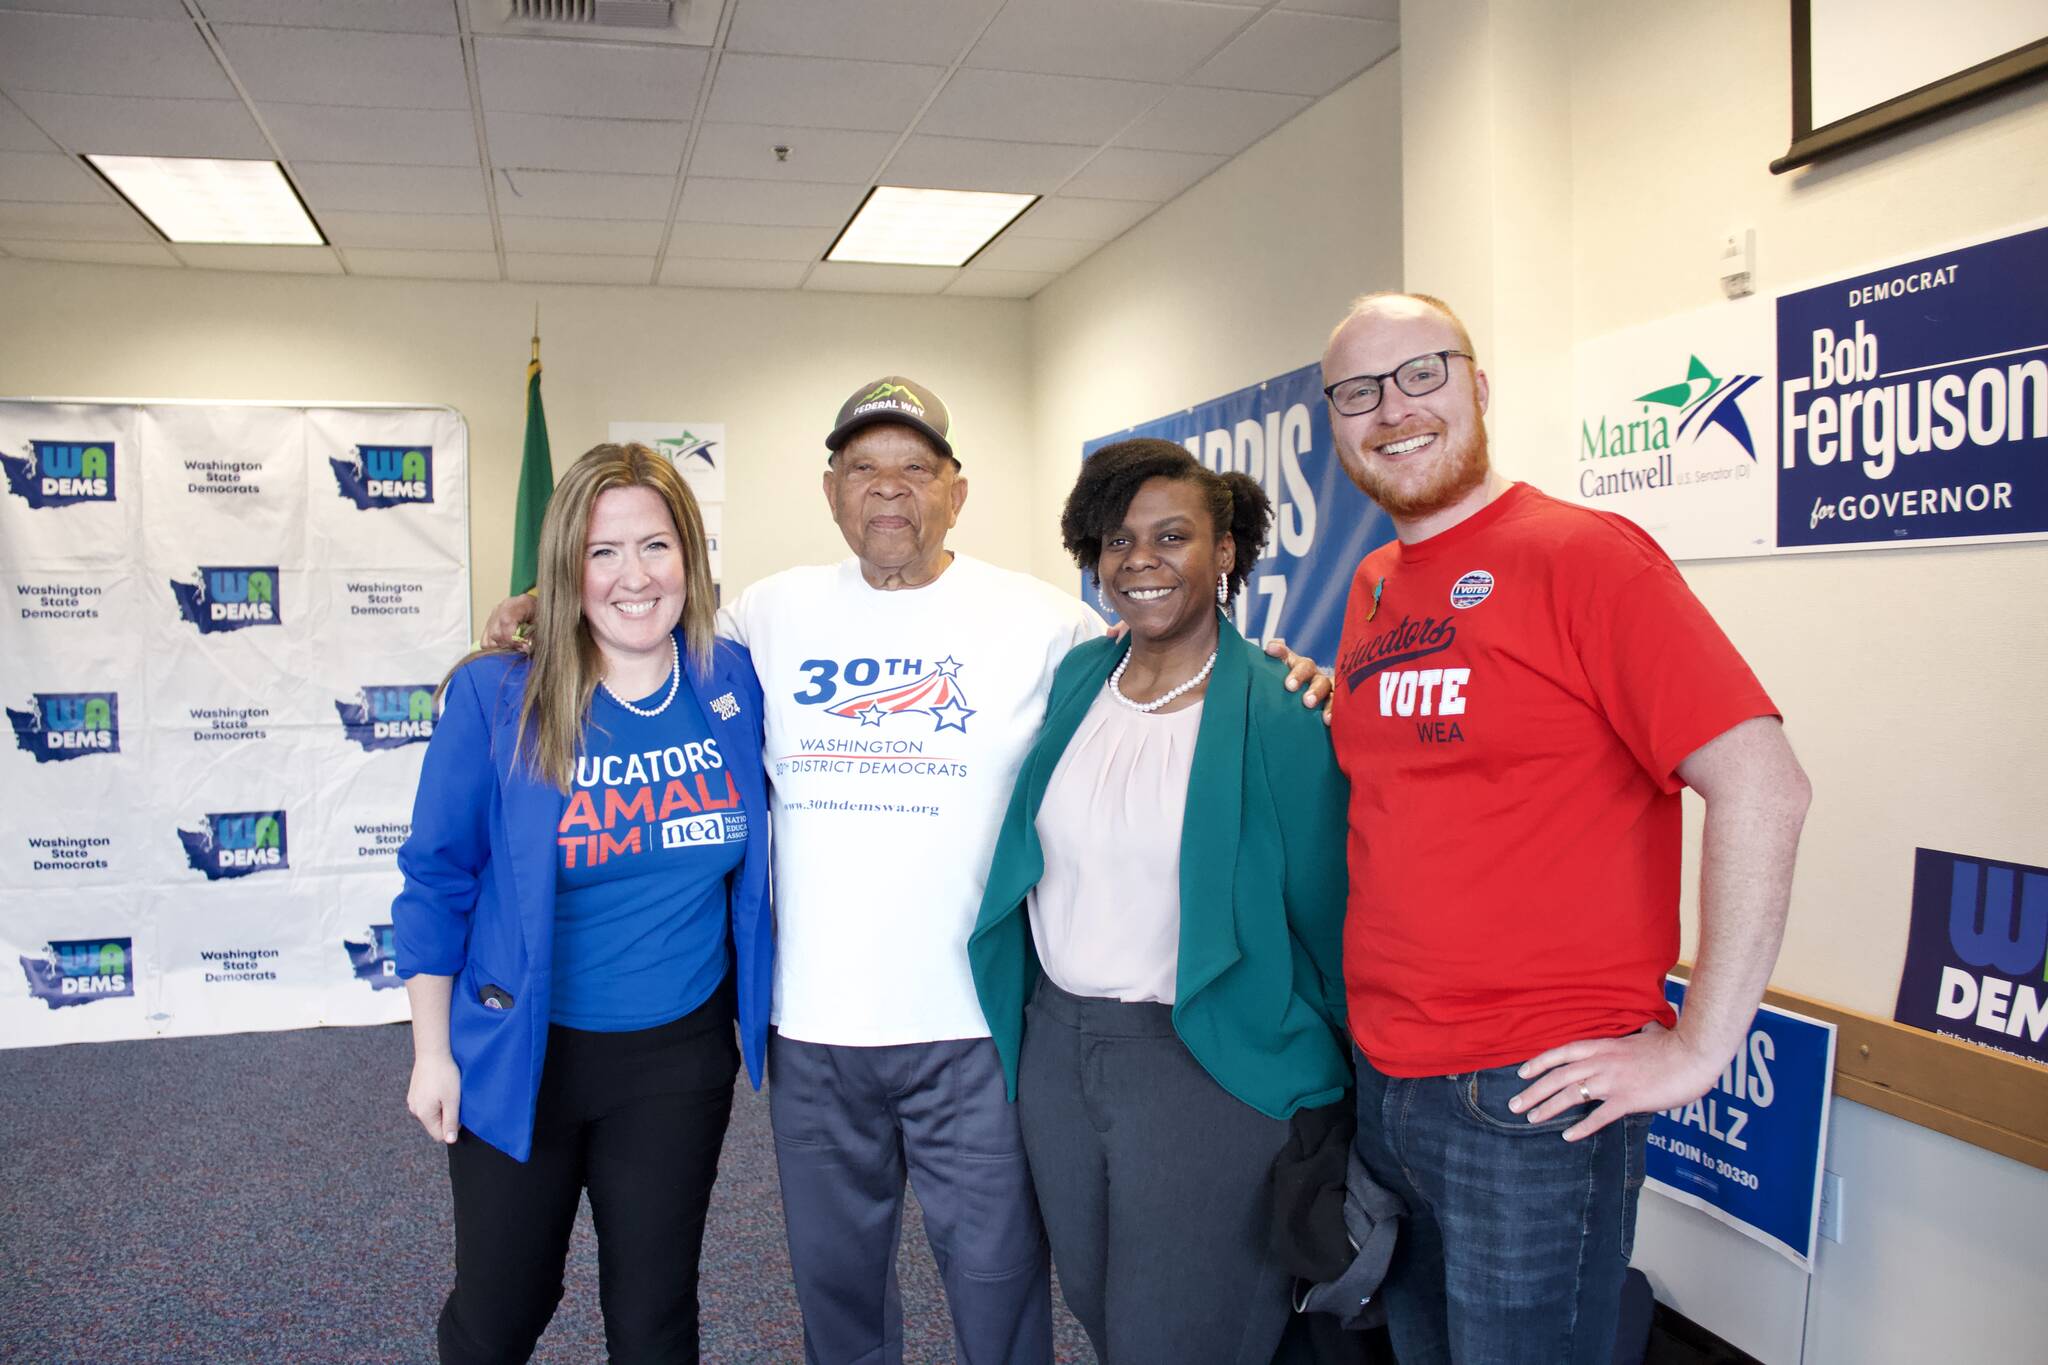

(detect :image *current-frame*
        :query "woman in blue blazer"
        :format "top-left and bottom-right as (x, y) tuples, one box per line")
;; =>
(393, 442), (772, 1365)
(969, 440), (1351, 1364)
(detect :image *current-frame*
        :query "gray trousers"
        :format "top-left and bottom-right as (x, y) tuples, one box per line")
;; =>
(1018, 979), (1295, 1365)
(768, 1030), (1053, 1365)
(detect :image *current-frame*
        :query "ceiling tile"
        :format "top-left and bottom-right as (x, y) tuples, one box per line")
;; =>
(293, 162), (490, 214)
(486, 113), (685, 177)
(11, 91), (269, 157)
(1060, 146), (1222, 201)
(0, 238), (181, 266)
(215, 25), (469, 108)
(1011, 194), (1156, 240)
(805, 260), (954, 294)
(1279, 0), (1398, 18)
(0, 14), (238, 99)
(262, 103), (478, 167)
(689, 123), (893, 184)
(675, 176), (863, 228)
(967, 233), (1098, 273)
(706, 54), (946, 133)
(1191, 11), (1397, 96)
(196, 0), (461, 33)
(1, 0), (191, 17)
(0, 200), (151, 239)
(919, 69), (1166, 145)
(341, 248), (500, 279)
(316, 209), (494, 249)
(659, 257), (811, 290)
(965, 0), (1253, 84)
(177, 243), (344, 273)
(476, 37), (707, 120)
(0, 150), (111, 202)
(0, 99), (57, 152)
(501, 215), (663, 256)
(945, 268), (1055, 298)
(1116, 85), (1309, 155)
(506, 252), (654, 284)
(881, 135), (1090, 194)
(494, 167), (674, 219)
(725, 0), (999, 65)
(665, 220), (834, 261)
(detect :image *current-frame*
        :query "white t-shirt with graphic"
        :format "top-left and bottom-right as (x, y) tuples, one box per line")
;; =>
(719, 554), (1104, 1045)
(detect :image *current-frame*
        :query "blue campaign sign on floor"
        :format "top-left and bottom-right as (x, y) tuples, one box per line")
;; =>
(1775, 222), (2048, 550)
(1894, 848), (2048, 1066)
(1645, 976), (1837, 1270)
(1081, 362), (1393, 669)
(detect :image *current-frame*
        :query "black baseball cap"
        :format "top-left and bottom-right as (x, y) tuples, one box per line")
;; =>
(825, 375), (955, 465)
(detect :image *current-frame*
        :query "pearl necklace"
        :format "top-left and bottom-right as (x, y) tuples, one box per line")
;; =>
(1108, 645), (1218, 713)
(602, 634), (680, 717)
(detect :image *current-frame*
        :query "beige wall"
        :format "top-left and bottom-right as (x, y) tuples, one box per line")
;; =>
(1027, 55), (1406, 583)
(1403, 3), (2048, 1360)
(0, 259), (1035, 632)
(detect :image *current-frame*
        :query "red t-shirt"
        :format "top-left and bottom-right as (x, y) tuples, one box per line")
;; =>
(1331, 483), (1777, 1076)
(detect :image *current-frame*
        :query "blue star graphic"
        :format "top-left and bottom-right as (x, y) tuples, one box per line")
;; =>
(930, 697), (975, 733)
(858, 706), (887, 726)
(934, 655), (963, 678)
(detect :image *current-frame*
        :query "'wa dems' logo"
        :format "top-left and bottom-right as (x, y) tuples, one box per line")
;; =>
(330, 444), (433, 509)
(335, 684), (436, 751)
(171, 566), (281, 633)
(7, 692), (119, 763)
(19, 937), (134, 1008)
(179, 809), (289, 880)
(1, 440), (116, 508)
(343, 923), (401, 990)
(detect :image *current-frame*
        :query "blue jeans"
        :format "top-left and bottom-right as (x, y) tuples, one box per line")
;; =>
(1352, 1050), (1652, 1365)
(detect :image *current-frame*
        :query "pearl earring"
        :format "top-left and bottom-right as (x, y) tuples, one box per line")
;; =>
(1216, 573), (1229, 605)
(1096, 578), (1111, 613)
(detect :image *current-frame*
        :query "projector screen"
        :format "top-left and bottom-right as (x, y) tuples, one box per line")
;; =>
(1773, 0), (2048, 172)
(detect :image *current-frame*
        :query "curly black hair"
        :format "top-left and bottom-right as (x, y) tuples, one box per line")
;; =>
(1061, 437), (1272, 604)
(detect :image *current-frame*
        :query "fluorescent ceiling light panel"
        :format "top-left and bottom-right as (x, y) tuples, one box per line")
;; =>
(85, 156), (325, 246)
(827, 186), (1037, 267)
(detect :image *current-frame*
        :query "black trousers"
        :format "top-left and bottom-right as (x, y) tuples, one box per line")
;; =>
(438, 980), (740, 1365)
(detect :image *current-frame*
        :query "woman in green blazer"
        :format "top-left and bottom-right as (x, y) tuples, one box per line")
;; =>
(968, 439), (1351, 1365)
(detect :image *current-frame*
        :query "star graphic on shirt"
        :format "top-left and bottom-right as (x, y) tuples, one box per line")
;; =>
(929, 696), (975, 733)
(934, 655), (963, 679)
(859, 706), (887, 726)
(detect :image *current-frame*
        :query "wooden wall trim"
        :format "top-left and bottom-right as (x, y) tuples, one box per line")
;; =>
(1670, 966), (2048, 1174)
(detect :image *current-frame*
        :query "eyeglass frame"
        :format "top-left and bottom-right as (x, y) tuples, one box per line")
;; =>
(1321, 350), (1474, 417)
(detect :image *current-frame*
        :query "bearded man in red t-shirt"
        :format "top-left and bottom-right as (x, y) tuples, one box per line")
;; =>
(1322, 292), (1811, 1365)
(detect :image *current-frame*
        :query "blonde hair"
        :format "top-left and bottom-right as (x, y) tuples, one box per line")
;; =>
(1331, 291), (1476, 358)
(455, 442), (717, 791)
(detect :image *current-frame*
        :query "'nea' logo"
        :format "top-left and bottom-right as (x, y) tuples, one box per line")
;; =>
(1, 440), (117, 509)
(331, 445), (434, 509)
(18, 937), (134, 1009)
(6, 692), (119, 763)
(179, 810), (289, 881)
(170, 566), (282, 634)
(335, 685), (437, 751)
(343, 924), (402, 990)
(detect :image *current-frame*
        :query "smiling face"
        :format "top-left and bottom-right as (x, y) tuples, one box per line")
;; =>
(1099, 476), (1233, 649)
(580, 484), (685, 675)
(823, 423), (968, 588)
(1323, 298), (1492, 529)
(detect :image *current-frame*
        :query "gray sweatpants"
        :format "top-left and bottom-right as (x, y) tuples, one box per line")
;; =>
(768, 1030), (1053, 1365)
(1017, 978), (1295, 1365)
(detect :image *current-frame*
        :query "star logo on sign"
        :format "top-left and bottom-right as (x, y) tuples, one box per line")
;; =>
(929, 697), (975, 733)
(934, 655), (963, 679)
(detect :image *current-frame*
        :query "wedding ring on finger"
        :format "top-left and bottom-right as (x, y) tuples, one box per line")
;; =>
(1578, 1083), (1592, 1103)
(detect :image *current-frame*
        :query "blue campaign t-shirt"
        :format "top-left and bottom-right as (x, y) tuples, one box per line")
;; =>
(551, 664), (747, 1031)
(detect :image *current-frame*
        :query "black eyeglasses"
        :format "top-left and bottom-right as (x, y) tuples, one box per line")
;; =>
(1322, 351), (1472, 416)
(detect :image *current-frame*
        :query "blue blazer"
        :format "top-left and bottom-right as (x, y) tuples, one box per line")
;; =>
(392, 635), (773, 1162)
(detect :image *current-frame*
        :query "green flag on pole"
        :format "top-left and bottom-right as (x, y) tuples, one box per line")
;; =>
(509, 313), (553, 595)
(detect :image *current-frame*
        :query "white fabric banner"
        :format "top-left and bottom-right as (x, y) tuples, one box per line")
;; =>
(0, 399), (466, 1047)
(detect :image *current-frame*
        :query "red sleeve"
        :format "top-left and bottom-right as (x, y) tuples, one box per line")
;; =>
(1566, 533), (1778, 794)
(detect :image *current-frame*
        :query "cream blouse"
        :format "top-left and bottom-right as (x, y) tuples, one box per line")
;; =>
(1027, 687), (1202, 1005)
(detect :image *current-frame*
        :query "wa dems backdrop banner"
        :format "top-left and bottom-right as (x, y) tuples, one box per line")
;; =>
(1895, 848), (2048, 1067)
(1572, 221), (2047, 559)
(1082, 362), (1392, 668)
(1645, 976), (1837, 1271)
(0, 400), (468, 1048)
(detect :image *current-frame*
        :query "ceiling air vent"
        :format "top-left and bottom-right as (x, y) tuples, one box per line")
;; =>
(471, 0), (720, 46)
